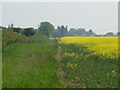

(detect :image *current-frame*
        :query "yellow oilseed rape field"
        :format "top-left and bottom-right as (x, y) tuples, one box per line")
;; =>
(59, 36), (118, 88)
(60, 36), (118, 59)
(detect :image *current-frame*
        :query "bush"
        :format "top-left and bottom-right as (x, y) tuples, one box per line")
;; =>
(2, 27), (48, 49)
(22, 28), (35, 36)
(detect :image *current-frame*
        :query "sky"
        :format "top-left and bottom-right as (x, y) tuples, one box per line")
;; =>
(1, 2), (118, 34)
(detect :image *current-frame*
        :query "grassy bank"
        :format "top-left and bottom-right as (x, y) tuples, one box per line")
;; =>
(2, 38), (69, 88)
(2, 27), (72, 88)
(2, 29), (47, 49)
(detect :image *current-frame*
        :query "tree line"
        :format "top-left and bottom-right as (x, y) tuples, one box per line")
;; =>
(37, 22), (119, 37)
(1, 21), (120, 39)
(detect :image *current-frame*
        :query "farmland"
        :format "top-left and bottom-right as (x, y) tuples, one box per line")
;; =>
(2, 27), (118, 88)
(1, 2), (119, 88)
(59, 36), (118, 88)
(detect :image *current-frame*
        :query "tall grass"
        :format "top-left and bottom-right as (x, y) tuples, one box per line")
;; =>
(2, 37), (71, 88)
(2, 28), (71, 88)
(3, 41), (59, 88)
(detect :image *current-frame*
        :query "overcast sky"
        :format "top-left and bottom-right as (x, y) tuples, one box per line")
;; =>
(1, 2), (118, 34)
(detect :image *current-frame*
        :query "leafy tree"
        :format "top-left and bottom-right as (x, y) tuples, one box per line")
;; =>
(77, 28), (86, 35)
(22, 28), (35, 36)
(13, 28), (22, 33)
(88, 29), (95, 35)
(68, 28), (76, 35)
(105, 32), (114, 36)
(38, 22), (55, 37)
(117, 32), (120, 36)
(51, 29), (59, 38)
(57, 25), (68, 37)
(68, 28), (87, 36)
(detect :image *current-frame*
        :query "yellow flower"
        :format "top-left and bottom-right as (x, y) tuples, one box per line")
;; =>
(112, 70), (115, 73)
(74, 64), (77, 67)
(60, 36), (118, 59)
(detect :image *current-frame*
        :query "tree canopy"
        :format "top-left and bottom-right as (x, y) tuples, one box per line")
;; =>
(38, 22), (55, 37)
(22, 28), (35, 36)
(104, 32), (114, 36)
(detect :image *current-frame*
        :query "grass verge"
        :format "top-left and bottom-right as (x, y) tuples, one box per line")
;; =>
(2, 39), (70, 88)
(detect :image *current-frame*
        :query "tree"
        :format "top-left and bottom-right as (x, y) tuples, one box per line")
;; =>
(68, 28), (87, 36)
(51, 29), (59, 38)
(105, 32), (114, 36)
(13, 28), (22, 33)
(22, 28), (35, 36)
(117, 32), (120, 36)
(88, 29), (95, 35)
(77, 28), (86, 35)
(54, 25), (68, 37)
(38, 22), (55, 37)
(68, 28), (76, 35)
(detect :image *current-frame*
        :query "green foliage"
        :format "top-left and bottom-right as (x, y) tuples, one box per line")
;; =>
(105, 32), (114, 36)
(58, 25), (68, 36)
(3, 27), (35, 37)
(13, 27), (22, 33)
(117, 32), (120, 36)
(68, 28), (95, 36)
(68, 28), (76, 35)
(87, 29), (95, 35)
(68, 28), (86, 35)
(38, 22), (55, 37)
(51, 25), (68, 37)
(22, 28), (35, 36)
(2, 27), (46, 49)
(60, 44), (118, 88)
(2, 29), (26, 49)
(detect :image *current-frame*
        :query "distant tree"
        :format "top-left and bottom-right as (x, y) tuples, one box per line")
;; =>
(58, 25), (64, 37)
(57, 26), (60, 30)
(59, 25), (68, 36)
(51, 29), (59, 38)
(85, 31), (89, 36)
(22, 28), (35, 36)
(88, 29), (95, 35)
(13, 28), (22, 33)
(77, 28), (86, 35)
(68, 28), (87, 36)
(68, 28), (76, 35)
(52, 25), (68, 37)
(117, 32), (120, 36)
(69, 28), (76, 32)
(105, 32), (114, 36)
(65, 26), (68, 34)
(38, 22), (55, 37)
